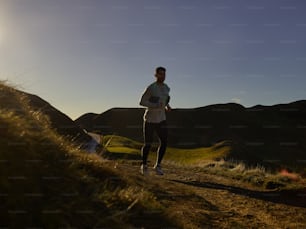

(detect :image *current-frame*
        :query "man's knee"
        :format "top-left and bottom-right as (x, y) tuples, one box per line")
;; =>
(159, 140), (167, 148)
(142, 143), (151, 150)
(159, 136), (167, 144)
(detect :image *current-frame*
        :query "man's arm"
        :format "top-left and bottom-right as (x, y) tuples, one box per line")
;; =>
(139, 87), (160, 108)
(165, 96), (172, 111)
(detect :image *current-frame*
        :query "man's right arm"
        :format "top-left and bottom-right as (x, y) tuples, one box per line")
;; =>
(139, 87), (160, 108)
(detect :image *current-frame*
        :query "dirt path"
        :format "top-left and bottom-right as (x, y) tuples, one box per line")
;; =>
(111, 160), (306, 228)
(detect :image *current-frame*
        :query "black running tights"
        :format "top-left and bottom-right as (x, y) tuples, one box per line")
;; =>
(141, 120), (168, 165)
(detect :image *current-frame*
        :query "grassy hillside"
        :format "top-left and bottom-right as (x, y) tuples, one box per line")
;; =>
(77, 105), (306, 174)
(0, 82), (178, 228)
(0, 81), (91, 146)
(2, 82), (305, 228)
(102, 135), (231, 164)
(103, 134), (306, 189)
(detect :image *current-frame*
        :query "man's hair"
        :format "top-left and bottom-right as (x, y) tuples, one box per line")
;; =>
(155, 66), (166, 73)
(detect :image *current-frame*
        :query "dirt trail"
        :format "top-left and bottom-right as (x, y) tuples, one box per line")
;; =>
(112, 160), (306, 229)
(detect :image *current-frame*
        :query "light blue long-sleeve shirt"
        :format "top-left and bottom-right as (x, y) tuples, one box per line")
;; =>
(139, 82), (170, 123)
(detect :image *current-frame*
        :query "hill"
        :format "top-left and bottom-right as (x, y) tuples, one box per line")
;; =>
(75, 102), (306, 173)
(0, 82), (180, 228)
(0, 82), (91, 146)
(1, 81), (305, 228)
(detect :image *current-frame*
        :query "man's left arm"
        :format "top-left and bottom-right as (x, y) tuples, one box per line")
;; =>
(165, 86), (172, 111)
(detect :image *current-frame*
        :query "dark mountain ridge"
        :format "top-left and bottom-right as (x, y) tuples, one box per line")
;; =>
(75, 101), (306, 171)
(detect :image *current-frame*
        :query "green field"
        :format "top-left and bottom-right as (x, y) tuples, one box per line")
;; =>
(102, 135), (231, 165)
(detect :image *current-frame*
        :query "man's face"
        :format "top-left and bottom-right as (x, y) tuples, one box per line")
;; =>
(155, 70), (166, 83)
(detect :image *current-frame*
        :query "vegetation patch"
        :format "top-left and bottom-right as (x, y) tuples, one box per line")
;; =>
(0, 82), (178, 228)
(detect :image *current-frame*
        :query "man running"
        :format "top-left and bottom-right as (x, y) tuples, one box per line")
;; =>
(139, 66), (171, 175)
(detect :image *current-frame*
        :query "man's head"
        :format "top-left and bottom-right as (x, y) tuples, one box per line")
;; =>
(155, 66), (166, 83)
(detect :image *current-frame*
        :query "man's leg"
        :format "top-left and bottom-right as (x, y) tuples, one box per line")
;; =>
(141, 122), (154, 165)
(155, 120), (168, 165)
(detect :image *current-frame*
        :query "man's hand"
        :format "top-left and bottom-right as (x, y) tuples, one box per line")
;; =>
(165, 104), (172, 112)
(158, 101), (164, 108)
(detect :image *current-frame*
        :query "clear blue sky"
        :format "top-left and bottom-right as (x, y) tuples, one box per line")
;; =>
(1, 0), (306, 119)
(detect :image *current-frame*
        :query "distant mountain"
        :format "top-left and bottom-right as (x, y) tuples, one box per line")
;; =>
(76, 107), (143, 139)
(0, 83), (91, 146)
(75, 101), (306, 170)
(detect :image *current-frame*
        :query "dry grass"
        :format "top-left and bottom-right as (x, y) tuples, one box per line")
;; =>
(103, 134), (306, 190)
(0, 82), (178, 228)
(2, 81), (305, 228)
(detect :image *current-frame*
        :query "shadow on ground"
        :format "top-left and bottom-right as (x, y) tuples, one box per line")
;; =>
(171, 180), (306, 208)
(101, 151), (142, 161)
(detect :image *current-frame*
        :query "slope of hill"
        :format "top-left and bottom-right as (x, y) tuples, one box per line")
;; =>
(76, 102), (306, 173)
(0, 82), (179, 228)
(1, 81), (305, 228)
(0, 82), (91, 146)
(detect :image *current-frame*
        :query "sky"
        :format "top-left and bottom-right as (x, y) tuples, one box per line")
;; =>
(1, 0), (306, 120)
